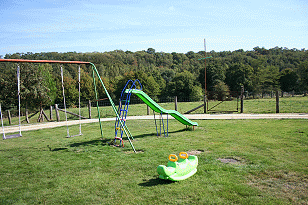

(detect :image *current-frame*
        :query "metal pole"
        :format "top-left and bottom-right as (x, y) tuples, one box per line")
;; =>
(92, 69), (103, 139)
(204, 39), (207, 113)
(17, 64), (22, 136)
(204, 38), (207, 95)
(153, 111), (158, 136)
(60, 65), (70, 137)
(0, 104), (6, 139)
(78, 65), (82, 135)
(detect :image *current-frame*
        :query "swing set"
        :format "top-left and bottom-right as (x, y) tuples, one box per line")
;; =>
(0, 59), (136, 152)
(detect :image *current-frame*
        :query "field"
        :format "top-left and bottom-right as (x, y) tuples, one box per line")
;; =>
(1, 118), (308, 204)
(2, 95), (308, 127)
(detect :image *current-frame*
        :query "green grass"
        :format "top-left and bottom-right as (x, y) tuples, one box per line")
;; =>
(1, 119), (307, 204)
(2, 95), (308, 127)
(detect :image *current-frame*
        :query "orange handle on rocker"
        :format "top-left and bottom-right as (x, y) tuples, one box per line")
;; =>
(179, 152), (188, 159)
(168, 154), (178, 162)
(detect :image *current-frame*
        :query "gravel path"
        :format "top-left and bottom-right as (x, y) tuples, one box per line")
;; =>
(2, 113), (308, 134)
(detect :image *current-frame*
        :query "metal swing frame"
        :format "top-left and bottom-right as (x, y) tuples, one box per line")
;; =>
(1, 64), (22, 140)
(0, 59), (136, 152)
(60, 64), (83, 138)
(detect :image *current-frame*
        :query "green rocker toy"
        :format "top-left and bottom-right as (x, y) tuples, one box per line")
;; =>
(157, 152), (198, 181)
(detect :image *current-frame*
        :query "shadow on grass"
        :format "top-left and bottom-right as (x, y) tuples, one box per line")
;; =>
(47, 145), (68, 152)
(69, 138), (110, 147)
(46, 139), (110, 151)
(138, 177), (175, 187)
(126, 128), (189, 140)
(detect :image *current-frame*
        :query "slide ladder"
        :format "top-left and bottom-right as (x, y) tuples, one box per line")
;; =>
(114, 80), (142, 146)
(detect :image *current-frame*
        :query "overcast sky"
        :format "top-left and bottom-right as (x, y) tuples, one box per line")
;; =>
(0, 0), (307, 56)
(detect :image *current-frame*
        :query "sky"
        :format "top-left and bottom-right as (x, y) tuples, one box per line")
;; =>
(0, 0), (307, 56)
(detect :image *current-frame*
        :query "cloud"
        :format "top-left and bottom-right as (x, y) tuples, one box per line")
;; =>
(168, 6), (175, 11)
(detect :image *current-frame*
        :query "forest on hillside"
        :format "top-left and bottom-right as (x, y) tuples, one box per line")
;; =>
(0, 46), (308, 111)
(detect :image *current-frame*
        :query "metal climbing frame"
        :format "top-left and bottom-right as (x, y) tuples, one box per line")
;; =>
(0, 59), (136, 152)
(114, 79), (142, 147)
(153, 110), (169, 137)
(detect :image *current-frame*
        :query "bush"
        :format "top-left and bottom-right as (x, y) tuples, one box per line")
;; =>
(190, 86), (203, 101)
(213, 81), (230, 101)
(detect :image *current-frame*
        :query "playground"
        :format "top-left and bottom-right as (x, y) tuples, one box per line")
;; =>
(0, 59), (308, 204)
(1, 119), (307, 204)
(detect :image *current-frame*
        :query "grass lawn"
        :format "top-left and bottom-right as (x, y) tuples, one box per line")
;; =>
(1, 119), (307, 204)
(1, 95), (307, 127)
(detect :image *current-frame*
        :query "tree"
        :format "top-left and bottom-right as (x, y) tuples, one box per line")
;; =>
(147, 48), (155, 55)
(260, 65), (280, 93)
(20, 64), (51, 109)
(114, 71), (160, 100)
(225, 63), (253, 92)
(190, 86), (203, 101)
(0, 63), (18, 110)
(279, 68), (298, 92)
(213, 80), (230, 101)
(198, 63), (227, 92)
(39, 64), (57, 105)
(55, 75), (78, 107)
(297, 61), (308, 91)
(166, 71), (197, 100)
(80, 69), (95, 101)
(161, 69), (175, 83)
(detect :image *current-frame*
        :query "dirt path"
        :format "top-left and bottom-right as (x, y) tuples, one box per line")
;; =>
(2, 113), (308, 134)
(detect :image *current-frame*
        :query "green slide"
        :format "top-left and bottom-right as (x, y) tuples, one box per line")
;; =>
(125, 89), (198, 126)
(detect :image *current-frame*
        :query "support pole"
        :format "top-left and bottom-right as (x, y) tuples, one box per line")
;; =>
(276, 90), (279, 113)
(161, 112), (166, 137)
(153, 111), (158, 136)
(92, 69), (103, 139)
(174, 96), (178, 111)
(147, 105), (150, 115)
(78, 64), (82, 135)
(240, 86), (244, 113)
(55, 104), (60, 122)
(167, 114), (169, 137)
(88, 100), (92, 119)
(204, 95), (207, 113)
(50, 105), (53, 121)
(1, 104), (6, 139)
(17, 64), (22, 136)
(41, 109), (50, 121)
(204, 39), (207, 114)
(25, 108), (30, 123)
(60, 65), (70, 138)
(7, 110), (11, 125)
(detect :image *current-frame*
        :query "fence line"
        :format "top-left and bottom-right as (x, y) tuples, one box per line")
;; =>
(1, 91), (307, 120)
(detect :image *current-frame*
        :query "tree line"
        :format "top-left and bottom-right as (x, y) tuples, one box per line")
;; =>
(0, 46), (307, 111)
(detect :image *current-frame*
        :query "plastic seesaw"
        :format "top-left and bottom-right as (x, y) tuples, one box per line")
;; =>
(157, 152), (198, 181)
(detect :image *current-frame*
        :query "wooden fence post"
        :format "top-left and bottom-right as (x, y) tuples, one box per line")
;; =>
(240, 86), (244, 113)
(147, 105), (150, 115)
(88, 100), (92, 119)
(174, 96), (178, 111)
(55, 104), (60, 122)
(7, 110), (11, 125)
(25, 106), (30, 123)
(276, 90), (279, 113)
(50, 105), (53, 120)
(203, 95), (207, 113)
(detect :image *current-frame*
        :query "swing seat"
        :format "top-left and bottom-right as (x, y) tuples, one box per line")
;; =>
(3, 133), (22, 140)
(67, 133), (83, 138)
